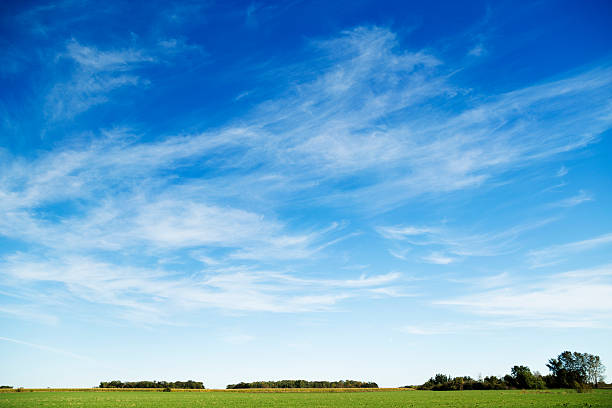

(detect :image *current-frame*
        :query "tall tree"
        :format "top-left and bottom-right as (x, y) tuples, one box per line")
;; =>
(585, 355), (606, 388)
(546, 351), (604, 387)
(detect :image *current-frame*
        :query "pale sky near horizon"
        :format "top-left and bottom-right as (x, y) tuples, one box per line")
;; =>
(1, 0), (611, 388)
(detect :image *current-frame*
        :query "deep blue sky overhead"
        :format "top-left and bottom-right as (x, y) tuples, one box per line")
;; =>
(1, 0), (611, 388)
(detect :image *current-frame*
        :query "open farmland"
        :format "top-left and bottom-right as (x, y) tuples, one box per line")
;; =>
(1, 389), (612, 408)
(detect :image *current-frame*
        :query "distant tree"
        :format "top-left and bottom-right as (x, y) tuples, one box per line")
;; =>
(585, 354), (606, 388)
(418, 375), (493, 391)
(418, 374), (453, 390)
(508, 366), (545, 389)
(482, 376), (507, 390)
(546, 351), (591, 388)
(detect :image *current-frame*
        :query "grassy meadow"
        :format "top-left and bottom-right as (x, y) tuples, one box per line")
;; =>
(1, 389), (611, 407)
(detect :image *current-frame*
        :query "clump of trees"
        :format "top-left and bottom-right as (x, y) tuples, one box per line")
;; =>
(226, 380), (378, 389)
(545, 351), (606, 389)
(418, 373), (519, 391)
(504, 365), (546, 390)
(98, 380), (204, 389)
(417, 351), (604, 391)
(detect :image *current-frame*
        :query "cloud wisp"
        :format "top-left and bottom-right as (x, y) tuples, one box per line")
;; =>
(1, 255), (401, 322)
(528, 232), (612, 268)
(435, 263), (612, 329)
(0, 336), (96, 362)
(45, 40), (155, 120)
(377, 218), (555, 264)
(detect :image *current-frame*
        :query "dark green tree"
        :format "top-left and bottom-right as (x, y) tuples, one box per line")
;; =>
(545, 351), (603, 388)
(508, 366), (545, 389)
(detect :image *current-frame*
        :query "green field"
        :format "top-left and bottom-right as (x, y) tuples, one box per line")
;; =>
(1, 389), (612, 407)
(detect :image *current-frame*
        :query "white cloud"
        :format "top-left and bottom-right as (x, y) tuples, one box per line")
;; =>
(548, 190), (593, 208)
(436, 264), (612, 328)
(557, 165), (568, 177)
(528, 232), (612, 268)
(388, 248), (411, 261)
(378, 219), (555, 263)
(0, 255), (401, 318)
(156, 37), (203, 56)
(421, 252), (456, 265)
(377, 226), (439, 241)
(65, 40), (153, 71)
(557, 263), (612, 279)
(0, 305), (58, 325)
(44, 37), (202, 120)
(45, 40), (155, 120)
(449, 272), (513, 290)
(0, 336), (96, 362)
(468, 43), (486, 57)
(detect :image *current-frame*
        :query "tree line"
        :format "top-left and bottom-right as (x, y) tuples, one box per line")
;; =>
(98, 380), (204, 389)
(226, 380), (378, 389)
(92, 351), (604, 391)
(416, 351), (606, 391)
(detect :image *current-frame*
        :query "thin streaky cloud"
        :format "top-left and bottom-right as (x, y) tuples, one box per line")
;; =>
(1, 255), (402, 318)
(0, 305), (58, 325)
(378, 218), (557, 263)
(556, 264), (612, 279)
(421, 252), (456, 265)
(435, 264), (612, 328)
(0, 336), (96, 362)
(529, 232), (612, 268)
(557, 165), (569, 177)
(547, 190), (593, 208)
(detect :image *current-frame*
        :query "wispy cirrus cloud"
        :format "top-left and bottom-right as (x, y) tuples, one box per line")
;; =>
(256, 30), (612, 211)
(0, 336), (96, 362)
(377, 218), (555, 264)
(421, 252), (456, 265)
(556, 165), (569, 177)
(468, 43), (486, 57)
(528, 232), (612, 268)
(45, 40), (155, 120)
(548, 190), (593, 208)
(0, 254), (400, 321)
(64, 39), (154, 71)
(0, 304), (58, 325)
(435, 263), (612, 328)
(44, 37), (202, 120)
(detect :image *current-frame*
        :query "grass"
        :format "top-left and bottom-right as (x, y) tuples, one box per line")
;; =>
(1, 389), (612, 407)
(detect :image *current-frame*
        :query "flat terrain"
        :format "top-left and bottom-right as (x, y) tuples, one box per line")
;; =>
(1, 389), (612, 407)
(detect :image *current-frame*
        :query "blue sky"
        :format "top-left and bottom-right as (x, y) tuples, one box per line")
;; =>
(1, 0), (611, 388)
